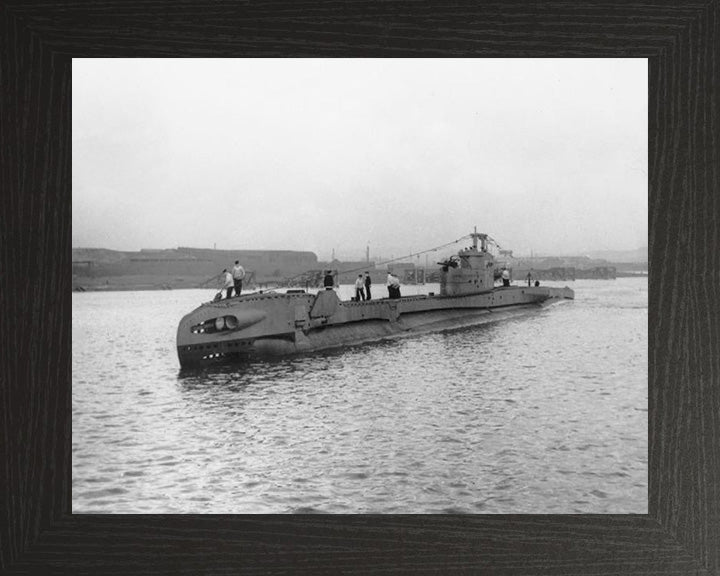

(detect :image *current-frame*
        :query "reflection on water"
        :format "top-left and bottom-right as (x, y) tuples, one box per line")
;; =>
(73, 279), (647, 513)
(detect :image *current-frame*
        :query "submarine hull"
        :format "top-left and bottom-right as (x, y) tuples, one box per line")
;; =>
(176, 285), (573, 368)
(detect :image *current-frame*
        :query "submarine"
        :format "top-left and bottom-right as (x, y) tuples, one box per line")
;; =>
(176, 230), (574, 368)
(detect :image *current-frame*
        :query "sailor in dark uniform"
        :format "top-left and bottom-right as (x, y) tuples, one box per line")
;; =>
(323, 270), (334, 290)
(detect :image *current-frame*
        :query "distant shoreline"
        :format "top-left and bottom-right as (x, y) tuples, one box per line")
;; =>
(73, 273), (648, 293)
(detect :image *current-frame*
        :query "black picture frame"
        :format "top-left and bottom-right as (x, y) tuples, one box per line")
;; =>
(2, 1), (718, 574)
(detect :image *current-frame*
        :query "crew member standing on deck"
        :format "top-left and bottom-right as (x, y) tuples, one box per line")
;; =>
(323, 270), (334, 290)
(355, 274), (365, 301)
(526, 270), (533, 287)
(232, 260), (245, 297)
(221, 269), (234, 299)
(501, 267), (511, 287)
(364, 271), (372, 300)
(387, 271), (401, 299)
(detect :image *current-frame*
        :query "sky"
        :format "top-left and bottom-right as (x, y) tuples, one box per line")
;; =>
(72, 58), (647, 261)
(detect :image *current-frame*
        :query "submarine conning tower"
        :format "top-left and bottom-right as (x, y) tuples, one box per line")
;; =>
(440, 229), (497, 296)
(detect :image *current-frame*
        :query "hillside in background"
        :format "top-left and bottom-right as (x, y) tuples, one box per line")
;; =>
(584, 247), (648, 263)
(72, 247), (319, 291)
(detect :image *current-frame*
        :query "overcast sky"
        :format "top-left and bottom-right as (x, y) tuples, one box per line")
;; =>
(73, 58), (647, 261)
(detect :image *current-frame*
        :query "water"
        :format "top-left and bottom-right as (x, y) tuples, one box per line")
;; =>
(72, 278), (647, 513)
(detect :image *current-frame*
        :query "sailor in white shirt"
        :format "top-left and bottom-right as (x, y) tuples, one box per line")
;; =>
(232, 260), (245, 296)
(221, 269), (234, 299)
(501, 268), (510, 287)
(354, 274), (366, 301)
(386, 272), (401, 299)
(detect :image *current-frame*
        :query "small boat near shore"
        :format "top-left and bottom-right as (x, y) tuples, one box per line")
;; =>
(176, 230), (574, 368)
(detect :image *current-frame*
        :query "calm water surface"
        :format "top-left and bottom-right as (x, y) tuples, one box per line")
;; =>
(72, 278), (647, 513)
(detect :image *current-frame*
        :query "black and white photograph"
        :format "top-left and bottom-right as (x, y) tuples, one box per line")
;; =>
(72, 58), (647, 514)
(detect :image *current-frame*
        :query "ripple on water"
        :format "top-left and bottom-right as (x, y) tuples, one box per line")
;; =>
(290, 506), (326, 514)
(122, 470), (145, 478)
(78, 487), (129, 499)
